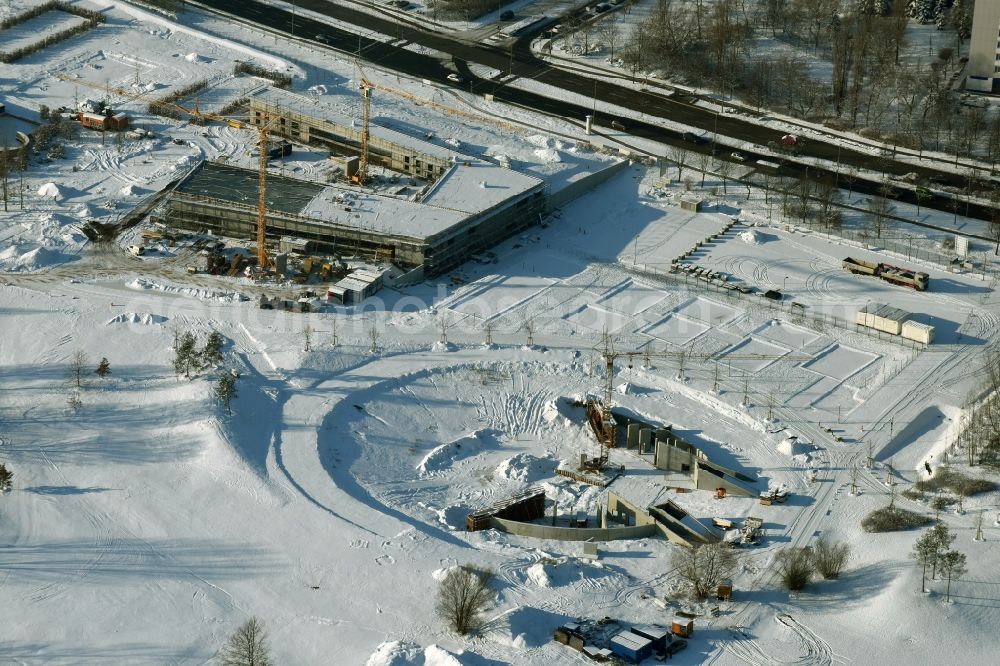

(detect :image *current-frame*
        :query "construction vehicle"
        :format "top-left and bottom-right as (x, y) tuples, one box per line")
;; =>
(767, 134), (803, 155)
(842, 257), (929, 291)
(759, 488), (788, 505)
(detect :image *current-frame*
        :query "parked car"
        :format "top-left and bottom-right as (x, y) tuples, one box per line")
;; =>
(730, 151), (746, 161)
(682, 132), (707, 144)
(611, 120), (626, 131)
(500, 10), (514, 20)
(446, 73), (464, 83)
(314, 34), (332, 44)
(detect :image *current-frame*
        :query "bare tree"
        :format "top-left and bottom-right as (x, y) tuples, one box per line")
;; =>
(849, 464), (860, 495)
(864, 196), (894, 239)
(717, 158), (732, 194)
(221, 616), (271, 666)
(303, 323), (312, 352)
(436, 566), (495, 635)
(671, 542), (737, 600)
(484, 319), (494, 346)
(776, 546), (814, 590)
(669, 145), (690, 181)
(697, 151), (711, 187)
(813, 535), (850, 579)
(368, 324), (380, 353)
(67, 350), (88, 389)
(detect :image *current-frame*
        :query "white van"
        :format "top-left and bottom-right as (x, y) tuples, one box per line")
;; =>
(127, 244), (145, 256)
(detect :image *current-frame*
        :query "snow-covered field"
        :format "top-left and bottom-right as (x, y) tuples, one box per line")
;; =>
(3, 1), (1000, 664)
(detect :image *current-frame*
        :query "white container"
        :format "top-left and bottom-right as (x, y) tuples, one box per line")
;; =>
(901, 320), (935, 344)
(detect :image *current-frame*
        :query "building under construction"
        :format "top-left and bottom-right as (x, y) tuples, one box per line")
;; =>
(155, 88), (547, 276)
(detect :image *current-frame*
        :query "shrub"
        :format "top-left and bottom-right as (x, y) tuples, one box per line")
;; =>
(901, 488), (925, 501)
(861, 506), (931, 533)
(915, 467), (997, 497)
(776, 547), (814, 590)
(813, 536), (850, 579)
(233, 62), (293, 89)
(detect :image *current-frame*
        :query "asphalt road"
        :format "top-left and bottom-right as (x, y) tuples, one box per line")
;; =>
(194, 0), (999, 225)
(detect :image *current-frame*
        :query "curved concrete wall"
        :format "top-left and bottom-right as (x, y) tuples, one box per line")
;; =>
(490, 516), (657, 542)
(0, 130), (30, 157)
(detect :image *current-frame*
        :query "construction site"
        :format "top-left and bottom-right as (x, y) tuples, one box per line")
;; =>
(5, 1), (1000, 664)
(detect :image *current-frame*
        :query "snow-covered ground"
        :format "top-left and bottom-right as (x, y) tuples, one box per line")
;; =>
(3, 1), (1000, 664)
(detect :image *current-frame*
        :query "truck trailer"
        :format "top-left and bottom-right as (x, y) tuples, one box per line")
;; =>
(843, 257), (929, 291)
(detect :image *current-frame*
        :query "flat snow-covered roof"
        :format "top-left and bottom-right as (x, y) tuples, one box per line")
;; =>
(421, 159), (542, 214)
(300, 184), (466, 239)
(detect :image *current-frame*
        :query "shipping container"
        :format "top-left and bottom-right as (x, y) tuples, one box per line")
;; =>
(609, 630), (654, 663)
(901, 320), (935, 344)
(855, 303), (910, 335)
(671, 618), (694, 638)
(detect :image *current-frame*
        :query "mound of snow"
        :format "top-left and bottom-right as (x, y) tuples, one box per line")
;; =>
(184, 52), (201, 62)
(533, 147), (561, 163)
(494, 453), (552, 483)
(740, 229), (761, 245)
(365, 641), (464, 666)
(526, 562), (551, 588)
(776, 435), (805, 456)
(527, 134), (553, 148)
(74, 204), (92, 219)
(307, 84), (328, 95)
(37, 182), (62, 200)
(120, 183), (143, 197)
(106, 312), (167, 326)
(0, 246), (62, 272)
(431, 340), (455, 352)
(416, 430), (498, 476)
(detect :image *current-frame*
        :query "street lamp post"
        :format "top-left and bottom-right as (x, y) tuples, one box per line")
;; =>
(783, 276), (789, 292)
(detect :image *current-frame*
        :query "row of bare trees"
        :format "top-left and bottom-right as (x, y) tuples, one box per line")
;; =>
(608, 1), (991, 159)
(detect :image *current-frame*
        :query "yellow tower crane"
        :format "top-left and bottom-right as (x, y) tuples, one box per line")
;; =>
(352, 80), (372, 186)
(170, 102), (275, 271)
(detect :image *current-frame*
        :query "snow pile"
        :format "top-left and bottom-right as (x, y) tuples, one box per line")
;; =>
(533, 147), (561, 163)
(416, 430), (497, 475)
(37, 182), (62, 200)
(184, 52), (202, 62)
(127, 278), (248, 303)
(120, 183), (143, 197)
(444, 137), (461, 148)
(106, 312), (168, 326)
(740, 229), (761, 245)
(777, 435), (805, 456)
(0, 246), (62, 272)
(526, 134), (553, 149)
(525, 562), (551, 588)
(494, 453), (552, 483)
(74, 204), (92, 219)
(306, 84), (328, 95)
(365, 641), (464, 666)
(431, 340), (455, 352)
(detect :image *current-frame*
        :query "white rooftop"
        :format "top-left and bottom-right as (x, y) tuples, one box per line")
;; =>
(421, 159), (542, 215)
(300, 183), (466, 239)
